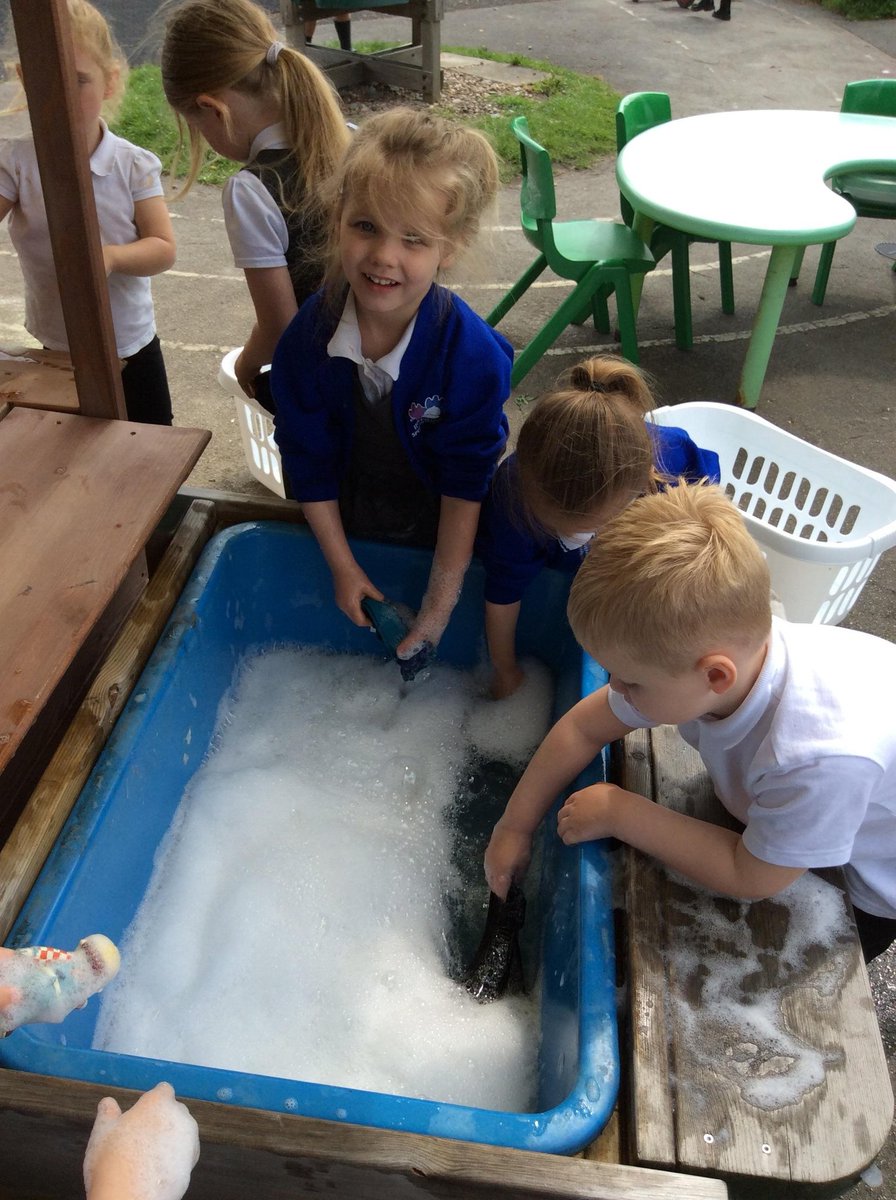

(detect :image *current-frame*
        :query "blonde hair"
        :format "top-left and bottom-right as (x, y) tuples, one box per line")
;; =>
(6, 0), (128, 117)
(321, 108), (500, 304)
(567, 483), (772, 671)
(160, 0), (349, 210)
(516, 356), (660, 533)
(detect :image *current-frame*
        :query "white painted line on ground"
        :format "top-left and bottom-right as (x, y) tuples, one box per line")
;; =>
(542, 303), (896, 357)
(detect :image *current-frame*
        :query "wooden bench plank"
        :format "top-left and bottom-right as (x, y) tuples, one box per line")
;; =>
(0, 409), (210, 779)
(624, 724), (893, 1190)
(0, 1070), (729, 1200)
(0, 499), (216, 936)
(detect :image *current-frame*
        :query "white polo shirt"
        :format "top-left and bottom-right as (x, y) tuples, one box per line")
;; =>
(607, 618), (896, 918)
(0, 123), (163, 358)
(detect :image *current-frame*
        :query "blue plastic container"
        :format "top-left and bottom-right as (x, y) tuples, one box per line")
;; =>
(0, 522), (617, 1154)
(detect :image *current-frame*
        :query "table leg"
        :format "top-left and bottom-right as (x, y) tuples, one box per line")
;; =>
(737, 244), (798, 410)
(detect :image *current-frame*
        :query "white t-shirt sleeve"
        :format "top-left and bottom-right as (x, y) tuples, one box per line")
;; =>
(222, 171), (290, 270)
(128, 147), (164, 202)
(0, 141), (20, 203)
(606, 687), (657, 729)
(742, 754), (883, 868)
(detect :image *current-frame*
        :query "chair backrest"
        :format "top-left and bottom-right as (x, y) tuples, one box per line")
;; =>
(841, 78), (896, 117)
(512, 115), (557, 249)
(615, 92), (673, 226)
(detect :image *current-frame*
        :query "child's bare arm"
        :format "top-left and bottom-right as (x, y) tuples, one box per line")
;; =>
(485, 686), (634, 898)
(301, 499), (383, 624)
(485, 600), (525, 699)
(236, 266), (298, 396)
(102, 196), (175, 278)
(558, 785), (805, 900)
(398, 496), (480, 658)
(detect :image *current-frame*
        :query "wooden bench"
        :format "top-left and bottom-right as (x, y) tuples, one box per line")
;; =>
(0, 407), (209, 836)
(280, 0), (443, 102)
(620, 724), (894, 1193)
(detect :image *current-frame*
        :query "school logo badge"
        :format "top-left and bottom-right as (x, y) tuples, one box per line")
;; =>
(408, 396), (442, 437)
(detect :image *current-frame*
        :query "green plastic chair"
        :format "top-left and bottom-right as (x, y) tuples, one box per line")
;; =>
(616, 92), (735, 351)
(811, 79), (896, 306)
(486, 116), (655, 386)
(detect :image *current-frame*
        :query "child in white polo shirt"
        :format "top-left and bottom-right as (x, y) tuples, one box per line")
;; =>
(485, 483), (896, 962)
(0, 0), (175, 424)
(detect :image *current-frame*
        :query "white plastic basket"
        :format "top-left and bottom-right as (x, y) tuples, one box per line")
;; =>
(217, 348), (286, 499)
(651, 402), (896, 625)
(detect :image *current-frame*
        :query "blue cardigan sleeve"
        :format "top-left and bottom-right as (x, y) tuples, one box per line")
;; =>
(648, 423), (721, 484)
(271, 296), (354, 502)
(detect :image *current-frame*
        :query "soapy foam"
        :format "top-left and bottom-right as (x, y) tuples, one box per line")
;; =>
(94, 649), (552, 1111)
(665, 871), (852, 1111)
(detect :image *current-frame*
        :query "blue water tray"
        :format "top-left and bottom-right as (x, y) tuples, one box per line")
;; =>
(0, 522), (618, 1154)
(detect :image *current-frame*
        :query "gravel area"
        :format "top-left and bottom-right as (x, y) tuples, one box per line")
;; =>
(340, 66), (533, 119)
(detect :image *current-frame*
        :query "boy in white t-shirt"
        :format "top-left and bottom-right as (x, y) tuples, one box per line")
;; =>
(485, 483), (896, 962)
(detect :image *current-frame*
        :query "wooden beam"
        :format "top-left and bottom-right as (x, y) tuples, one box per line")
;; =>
(8, 0), (125, 418)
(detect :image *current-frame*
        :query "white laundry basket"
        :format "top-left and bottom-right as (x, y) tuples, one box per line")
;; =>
(217, 348), (286, 498)
(651, 402), (896, 625)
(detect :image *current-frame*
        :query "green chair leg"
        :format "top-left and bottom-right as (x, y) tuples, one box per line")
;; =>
(670, 235), (693, 350)
(611, 270), (641, 365)
(486, 253), (547, 327)
(509, 266), (609, 387)
(593, 288), (611, 334)
(719, 243), (735, 315)
(812, 241), (836, 306)
(789, 245), (806, 286)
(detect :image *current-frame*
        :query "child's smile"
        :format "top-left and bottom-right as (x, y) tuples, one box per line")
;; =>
(339, 202), (454, 344)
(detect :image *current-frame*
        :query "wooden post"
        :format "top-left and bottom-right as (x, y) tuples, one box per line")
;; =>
(8, 0), (126, 419)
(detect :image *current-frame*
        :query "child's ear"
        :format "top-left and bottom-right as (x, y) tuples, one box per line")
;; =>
(195, 93), (228, 120)
(103, 66), (120, 102)
(699, 653), (738, 695)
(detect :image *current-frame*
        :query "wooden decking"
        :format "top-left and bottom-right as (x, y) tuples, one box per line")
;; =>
(621, 724), (893, 1192)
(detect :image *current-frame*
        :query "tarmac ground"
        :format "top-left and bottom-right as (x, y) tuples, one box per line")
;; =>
(1, 0), (895, 1192)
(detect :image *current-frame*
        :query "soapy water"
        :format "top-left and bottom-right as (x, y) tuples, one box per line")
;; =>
(664, 870), (854, 1111)
(94, 649), (554, 1111)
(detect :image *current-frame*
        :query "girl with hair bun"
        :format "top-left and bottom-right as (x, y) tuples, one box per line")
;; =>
(477, 355), (721, 698)
(161, 0), (350, 409)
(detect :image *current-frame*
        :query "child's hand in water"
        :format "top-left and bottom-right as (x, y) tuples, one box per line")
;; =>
(489, 664), (526, 701)
(332, 562), (383, 627)
(396, 561), (461, 659)
(484, 820), (533, 901)
(84, 1082), (199, 1200)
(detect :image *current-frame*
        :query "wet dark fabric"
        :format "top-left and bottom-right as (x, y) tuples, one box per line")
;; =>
(852, 904), (896, 963)
(339, 373), (440, 547)
(242, 150), (324, 310)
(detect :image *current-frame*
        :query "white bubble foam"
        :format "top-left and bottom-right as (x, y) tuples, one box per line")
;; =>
(94, 649), (552, 1112)
(665, 871), (852, 1111)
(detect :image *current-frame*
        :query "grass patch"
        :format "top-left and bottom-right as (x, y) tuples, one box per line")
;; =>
(443, 46), (620, 175)
(817, 0), (896, 15)
(112, 50), (619, 185)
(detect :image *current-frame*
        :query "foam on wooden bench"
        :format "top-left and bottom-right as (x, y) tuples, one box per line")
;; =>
(621, 724), (893, 1193)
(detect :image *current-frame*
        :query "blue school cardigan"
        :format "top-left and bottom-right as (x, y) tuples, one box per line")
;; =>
(271, 285), (512, 504)
(476, 425), (722, 606)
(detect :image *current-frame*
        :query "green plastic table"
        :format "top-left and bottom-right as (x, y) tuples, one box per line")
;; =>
(616, 109), (896, 408)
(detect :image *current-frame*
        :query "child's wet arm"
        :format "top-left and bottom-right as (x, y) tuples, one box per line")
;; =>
(604, 794), (805, 899)
(103, 196), (175, 277)
(400, 498), (479, 653)
(502, 688), (632, 835)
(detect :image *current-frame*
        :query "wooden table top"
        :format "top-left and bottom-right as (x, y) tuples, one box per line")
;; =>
(0, 407), (210, 777)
